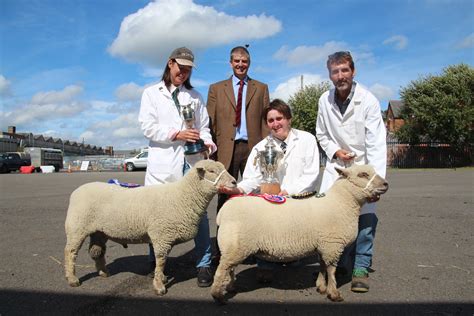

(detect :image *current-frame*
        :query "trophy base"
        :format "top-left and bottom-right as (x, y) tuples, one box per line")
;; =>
(260, 182), (281, 195)
(184, 139), (207, 155)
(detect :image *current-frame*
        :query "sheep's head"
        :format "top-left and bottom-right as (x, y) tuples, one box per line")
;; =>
(194, 160), (237, 190)
(335, 164), (388, 202)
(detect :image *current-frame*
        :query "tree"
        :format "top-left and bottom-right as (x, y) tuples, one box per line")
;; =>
(288, 81), (331, 135)
(396, 64), (474, 148)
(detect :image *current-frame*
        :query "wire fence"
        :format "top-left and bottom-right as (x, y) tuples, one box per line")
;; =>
(387, 141), (473, 168)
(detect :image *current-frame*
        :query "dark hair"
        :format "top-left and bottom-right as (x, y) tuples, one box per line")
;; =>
(230, 46), (251, 62)
(263, 99), (292, 122)
(326, 51), (354, 71)
(161, 59), (193, 89)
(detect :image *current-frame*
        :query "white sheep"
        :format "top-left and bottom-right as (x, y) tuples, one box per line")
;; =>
(211, 164), (388, 303)
(64, 159), (236, 296)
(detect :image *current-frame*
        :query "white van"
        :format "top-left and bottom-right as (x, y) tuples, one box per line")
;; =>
(123, 150), (148, 171)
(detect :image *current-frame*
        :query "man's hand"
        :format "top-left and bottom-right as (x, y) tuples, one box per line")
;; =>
(278, 190), (288, 196)
(175, 129), (200, 142)
(335, 149), (356, 162)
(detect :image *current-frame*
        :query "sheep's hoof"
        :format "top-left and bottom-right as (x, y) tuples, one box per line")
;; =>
(67, 278), (81, 287)
(154, 286), (167, 296)
(212, 295), (227, 305)
(316, 285), (327, 295)
(327, 292), (344, 302)
(98, 270), (110, 278)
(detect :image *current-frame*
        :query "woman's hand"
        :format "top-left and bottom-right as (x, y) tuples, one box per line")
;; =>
(175, 129), (200, 142)
(218, 186), (243, 195)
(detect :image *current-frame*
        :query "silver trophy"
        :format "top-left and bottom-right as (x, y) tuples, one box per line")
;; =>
(254, 136), (284, 194)
(181, 102), (207, 155)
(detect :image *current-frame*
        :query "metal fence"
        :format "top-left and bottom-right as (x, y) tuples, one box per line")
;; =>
(387, 141), (473, 168)
(63, 155), (126, 171)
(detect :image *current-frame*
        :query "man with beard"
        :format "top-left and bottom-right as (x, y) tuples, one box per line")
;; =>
(316, 51), (387, 293)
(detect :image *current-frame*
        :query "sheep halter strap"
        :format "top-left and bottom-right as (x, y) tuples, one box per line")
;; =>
(362, 173), (377, 193)
(202, 169), (226, 185)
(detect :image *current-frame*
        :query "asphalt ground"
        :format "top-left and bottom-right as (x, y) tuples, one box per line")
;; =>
(0, 168), (473, 316)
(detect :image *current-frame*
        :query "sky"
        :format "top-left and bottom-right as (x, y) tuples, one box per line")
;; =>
(1, 0), (473, 150)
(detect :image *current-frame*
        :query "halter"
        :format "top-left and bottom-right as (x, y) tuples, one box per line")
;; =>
(363, 173), (377, 190)
(202, 169), (227, 185)
(360, 173), (379, 196)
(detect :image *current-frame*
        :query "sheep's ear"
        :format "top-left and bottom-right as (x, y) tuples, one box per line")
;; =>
(335, 167), (348, 178)
(196, 167), (205, 178)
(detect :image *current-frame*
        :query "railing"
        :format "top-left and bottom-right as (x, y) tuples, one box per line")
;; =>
(387, 141), (473, 168)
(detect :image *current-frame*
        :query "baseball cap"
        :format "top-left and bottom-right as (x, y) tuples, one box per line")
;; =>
(169, 47), (196, 68)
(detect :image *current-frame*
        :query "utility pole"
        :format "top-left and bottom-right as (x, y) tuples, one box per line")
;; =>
(300, 75), (304, 90)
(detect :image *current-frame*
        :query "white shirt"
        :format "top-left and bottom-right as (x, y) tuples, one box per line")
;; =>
(138, 81), (215, 185)
(238, 128), (320, 195)
(316, 82), (387, 214)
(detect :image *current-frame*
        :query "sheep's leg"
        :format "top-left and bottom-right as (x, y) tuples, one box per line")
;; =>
(316, 260), (327, 294)
(211, 260), (236, 304)
(64, 233), (87, 287)
(326, 264), (343, 302)
(89, 232), (109, 277)
(153, 256), (168, 296)
(211, 251), (247, 304)
(227, 267), (236, 292)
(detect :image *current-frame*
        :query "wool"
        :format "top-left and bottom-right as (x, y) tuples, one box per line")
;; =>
(64, 160), (236, 296)
(211, 164), (388, 303)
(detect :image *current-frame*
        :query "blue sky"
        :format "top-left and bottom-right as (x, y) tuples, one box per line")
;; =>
(1, 0), (473, 150)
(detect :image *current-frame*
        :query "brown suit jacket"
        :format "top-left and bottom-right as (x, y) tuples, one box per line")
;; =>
(207, 77), (270, 170)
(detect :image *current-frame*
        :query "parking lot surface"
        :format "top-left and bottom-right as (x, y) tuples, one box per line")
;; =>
(0, 168), (473, 315)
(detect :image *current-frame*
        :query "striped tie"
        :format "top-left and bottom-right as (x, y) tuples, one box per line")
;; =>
(171, 88), (180, 112)
(235, 80), (244, 128)
(280, 141), (287, 154)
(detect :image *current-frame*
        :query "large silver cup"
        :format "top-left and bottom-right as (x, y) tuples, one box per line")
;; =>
(254, 136), (284, 194)
(181, 103), (207, 155)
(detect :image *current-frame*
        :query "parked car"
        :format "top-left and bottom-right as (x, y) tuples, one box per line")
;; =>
(123, 150), (148, 171)
(0, 152), (31, 173)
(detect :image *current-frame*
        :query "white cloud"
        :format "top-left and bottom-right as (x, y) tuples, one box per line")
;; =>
(383, 35), (408, 50)
(115, 82), (145, 102)
(1, 85), (88, 126)
(369, 83), (394, 102)
(0, 75), (12, 97)
(90, 100), (116, 111)
(271, 73), (325, 101)
(31, 85), (83, 105)
(274, 42), (349, 66)
(458, 33), (474, 48)
(141, 67), (164, 78)
(79, 112), (145, 149)
(108, 0), (282, 66)
(191, 78), (211, 88)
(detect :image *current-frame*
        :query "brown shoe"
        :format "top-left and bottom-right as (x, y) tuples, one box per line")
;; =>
(351, 268), (369, 293)
(256, 268), (274, 284)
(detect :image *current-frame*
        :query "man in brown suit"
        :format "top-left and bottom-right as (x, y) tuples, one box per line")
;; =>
(207, 46), (270, 247)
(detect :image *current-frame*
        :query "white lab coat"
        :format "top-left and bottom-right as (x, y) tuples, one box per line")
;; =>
(316, 83), (386, 214)
(139, 81), (214, 185)
(239, 128), (320, 195)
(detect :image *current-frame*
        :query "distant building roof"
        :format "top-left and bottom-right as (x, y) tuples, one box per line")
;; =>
(388, 100), (405, 118)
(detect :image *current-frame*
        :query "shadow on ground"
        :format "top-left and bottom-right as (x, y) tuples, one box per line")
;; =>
(1, 289), (471, 316)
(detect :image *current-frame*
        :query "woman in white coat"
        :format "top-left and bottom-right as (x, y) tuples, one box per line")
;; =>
(316, 51), (386, 293)
(138, 47), (216, 287)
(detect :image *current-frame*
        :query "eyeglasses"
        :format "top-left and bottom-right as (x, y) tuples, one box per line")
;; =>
(328, 51), (352, 59)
